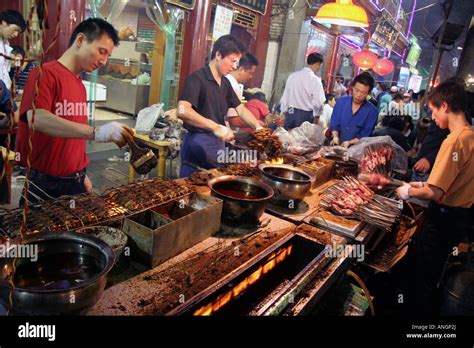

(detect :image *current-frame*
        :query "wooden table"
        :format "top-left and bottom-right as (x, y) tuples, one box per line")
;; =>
(129, 132), (172, 183)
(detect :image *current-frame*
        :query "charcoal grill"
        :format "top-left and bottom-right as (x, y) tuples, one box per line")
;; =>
(167, 233), (331, 316)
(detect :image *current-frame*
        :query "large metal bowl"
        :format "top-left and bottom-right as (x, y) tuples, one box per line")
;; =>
(258, 164), (313, 204)
(0, 232), (115, 315)
(208, 175), (274, 223)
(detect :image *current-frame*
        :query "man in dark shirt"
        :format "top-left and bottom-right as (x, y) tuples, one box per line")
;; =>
(177, 35), (261, 177)
(373, 116), (411, 151)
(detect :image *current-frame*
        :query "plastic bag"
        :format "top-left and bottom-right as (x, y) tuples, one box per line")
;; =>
(273, 122), (324, 155)
(347, 136), (408, 174)
(135, 103), (165, 134)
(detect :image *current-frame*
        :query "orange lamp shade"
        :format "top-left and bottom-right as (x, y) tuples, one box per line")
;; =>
(373, 58), (395, 75)
(352, 49), (378, 70)
(314, 0), (369, 28)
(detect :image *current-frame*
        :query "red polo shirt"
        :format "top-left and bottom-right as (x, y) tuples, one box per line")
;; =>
(15, 61), (90, 176)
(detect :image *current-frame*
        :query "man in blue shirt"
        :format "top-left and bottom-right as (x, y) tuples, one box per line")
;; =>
(329, 72), (378, 147)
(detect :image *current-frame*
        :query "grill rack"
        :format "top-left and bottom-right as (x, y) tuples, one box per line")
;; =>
(0, 178), (193, 240)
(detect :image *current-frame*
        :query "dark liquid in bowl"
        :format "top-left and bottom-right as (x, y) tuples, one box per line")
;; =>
(216, 189), (260, 200)
(14, 253), (103, 290)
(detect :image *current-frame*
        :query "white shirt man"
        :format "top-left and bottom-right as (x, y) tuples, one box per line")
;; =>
(0, 40), (13, 89)
(280, 52), (326, 130)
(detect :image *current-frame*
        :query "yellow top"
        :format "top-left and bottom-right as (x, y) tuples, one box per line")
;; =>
(427, 126), (474, 208)
(1, 147), (15, 161)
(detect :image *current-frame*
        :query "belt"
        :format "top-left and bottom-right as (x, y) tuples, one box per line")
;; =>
(30, 168), (87, 181)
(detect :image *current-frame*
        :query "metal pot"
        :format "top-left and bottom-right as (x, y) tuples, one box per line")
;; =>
(208, 175), (274, 223)
(0, 232), (115, 315)
(258, 164), (313, 204)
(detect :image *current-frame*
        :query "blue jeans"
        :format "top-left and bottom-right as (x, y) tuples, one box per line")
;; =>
(284, 108), (314, 130)
(179, 132), (224, 177)
(19, 169), (87, 206)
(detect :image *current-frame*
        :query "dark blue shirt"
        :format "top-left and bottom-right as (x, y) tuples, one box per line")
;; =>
(329, 96), (378, 142)
(0, 79), (18, 114)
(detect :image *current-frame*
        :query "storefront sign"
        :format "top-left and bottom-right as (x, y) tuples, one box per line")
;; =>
(406, 42), (422, 67)
(212, 5), (234, 41)
(371, 14), (401, 51)
(165, 0), (195, 10)
(398, 67), (410, 89)
(408, 75), (423, 93)
(231, 0), (268, 15)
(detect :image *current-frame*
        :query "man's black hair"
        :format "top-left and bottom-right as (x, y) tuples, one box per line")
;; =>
(428, 80), (467, 114)
(382, 116), (405, 131)
(211, 35), (245, 60)
(0, 10), (27, 32)
(68, 18), (119, 48)
(307, 52), (323, 65)
(247, 92), (267, 103)
(238, 52), (259, 70)
(325, 93), (335, 103)
(353, 72), (374, 91)
(10, 45), (25, 57)
(393, 93), (402, 101)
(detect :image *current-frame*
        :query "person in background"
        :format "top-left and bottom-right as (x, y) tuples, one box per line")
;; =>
(226, 52), (259, 129)
(8, 45), (35, 96)
(0, 10), (27, 90)
(139, 52), (149, 64)
(399, 87), (406, 95)
(378, 85), (397, 114)
(239, 90), (269, 132)
(329, 72), (378, 148)
(389, 93), (403, 115)
(372, 82), (382, 100)
(280, 52), (325, 130)
(396, 81), (473, 315)
(333, 75), (346, 99)
(177, 35), (261, 177)
(0, 79), (19, 147)
(318, 93), (335, 132)
(402, 115), (416, 148)
(372, 115), (411, 151)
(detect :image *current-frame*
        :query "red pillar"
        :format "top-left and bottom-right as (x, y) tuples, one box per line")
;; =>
(42, 0), (86, 62)
(179, 0), (213, 93)
(252, 0), (272, 88)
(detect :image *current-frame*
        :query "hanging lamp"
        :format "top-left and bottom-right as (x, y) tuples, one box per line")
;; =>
(352, 49), (378, 70)
(314, 0), (369, 28)
(373, 58), (395, 75)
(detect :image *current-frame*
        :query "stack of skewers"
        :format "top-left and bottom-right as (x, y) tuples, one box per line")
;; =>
(320, 176), (401, 230)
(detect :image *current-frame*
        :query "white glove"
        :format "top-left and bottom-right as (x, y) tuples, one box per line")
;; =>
(330, 136), (340, 146)
(94, 122), (130, 145)
(256, 126), (263, 130)
(396, 183), (411, 200)
(213, 125), (234, 141)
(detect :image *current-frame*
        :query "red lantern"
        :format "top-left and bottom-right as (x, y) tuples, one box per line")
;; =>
(352, 49), (378, 70)
(373, 58), (394, 75)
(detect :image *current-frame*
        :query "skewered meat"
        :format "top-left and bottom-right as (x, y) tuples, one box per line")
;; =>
(360, 144), (395, 174)
(358, 173), (392, 189)
(320, 176), (401, 230)
(248, 128), (283, 158)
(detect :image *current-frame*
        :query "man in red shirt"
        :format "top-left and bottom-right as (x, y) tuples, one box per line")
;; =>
(15, 18), (133, 203)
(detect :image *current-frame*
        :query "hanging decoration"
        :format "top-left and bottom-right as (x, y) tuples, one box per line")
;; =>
(145, 0), (184, 110)
(314, 0), (369, 28)
(352, 49), (378, 70)
(373, 58), (394, 76)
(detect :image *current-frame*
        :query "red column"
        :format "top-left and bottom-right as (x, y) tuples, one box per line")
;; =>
(179, 0), (213, 93)
(251, 0), (272, 88)
(42, 0), (86, 62)
(0, 0), (23, 47)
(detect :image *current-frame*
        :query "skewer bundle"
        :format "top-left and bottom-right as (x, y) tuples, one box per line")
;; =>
(320, 176), (401, 230)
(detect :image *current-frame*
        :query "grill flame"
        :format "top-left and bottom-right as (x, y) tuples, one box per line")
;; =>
(193, 244), (293, 316)
(265, 157), (284, 164)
